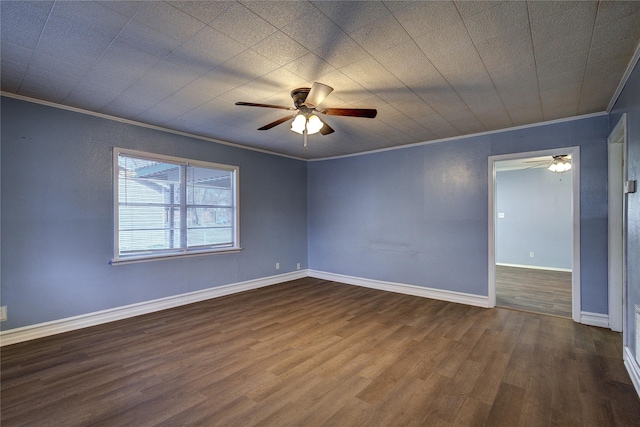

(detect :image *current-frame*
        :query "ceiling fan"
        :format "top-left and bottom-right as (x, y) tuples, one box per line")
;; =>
(235, 82), (377, 148)
(524, 155), (572, 172)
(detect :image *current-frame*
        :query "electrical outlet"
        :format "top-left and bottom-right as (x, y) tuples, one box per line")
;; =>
(0, 306), (6, 322)
(276, 262), (280, 270)
(498, 212), (505, 218)
(297, 263), (301, 270)
(529, 252), (535, 258)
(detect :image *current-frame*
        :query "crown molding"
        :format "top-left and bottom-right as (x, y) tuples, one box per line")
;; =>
(607, 39), (640, 112)
(310, 111), (608, 162)
(0, 92), (307, 162)
(1, 92), (609, 164)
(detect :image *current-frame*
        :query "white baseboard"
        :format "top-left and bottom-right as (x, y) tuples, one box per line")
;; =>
(496, 263), (572, 272)
(308, 270), (489, 308)
(624, 346), (640, 398)
(0, 270), (308, 347)
(5, 270), (605, 347)
(580, 311), (610, 328)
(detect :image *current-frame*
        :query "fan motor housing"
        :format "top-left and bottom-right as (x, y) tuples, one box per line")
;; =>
(291, 88), (311, 108)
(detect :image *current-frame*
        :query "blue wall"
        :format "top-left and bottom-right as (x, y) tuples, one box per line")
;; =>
(308, 115), (610, 313)
(0, 94), (613, 332)
(496, 167), (573, 269)
(611, 57), (640, 360)
(1, 97), (308, 330)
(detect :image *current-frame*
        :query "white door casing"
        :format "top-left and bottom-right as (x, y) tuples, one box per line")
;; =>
(608, 114), (627, 333)
(488, 147), (581, 322)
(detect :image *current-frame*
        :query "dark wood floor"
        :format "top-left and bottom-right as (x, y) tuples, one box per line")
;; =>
(496, 265), (572, 318)
(2, 278), (639, 426)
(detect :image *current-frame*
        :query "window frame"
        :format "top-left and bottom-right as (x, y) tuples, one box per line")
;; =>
(111, 147), (240, 265)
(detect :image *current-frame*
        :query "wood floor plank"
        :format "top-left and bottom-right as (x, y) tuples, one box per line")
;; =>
(319, 398), (372, 427)
(468, 350), (512, 405)
(496, 265), (572, 318)
(452, 397), (492, 427)
(2, 277), (639, 426)
(484, 383), (525, 426)
(289, 374), (371, 426)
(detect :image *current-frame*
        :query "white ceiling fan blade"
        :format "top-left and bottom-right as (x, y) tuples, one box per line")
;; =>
(304, 82), (333, 108)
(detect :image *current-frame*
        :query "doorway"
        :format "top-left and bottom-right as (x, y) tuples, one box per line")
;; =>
(488, 147), (581, 322)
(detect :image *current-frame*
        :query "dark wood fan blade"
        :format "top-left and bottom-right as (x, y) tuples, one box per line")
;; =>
(236, 102), (295, 111)
(321, 108), (377, 118)
(304, 82), (333, 108)
(319, 121), (334, 135)
(257, 115), (296, 130)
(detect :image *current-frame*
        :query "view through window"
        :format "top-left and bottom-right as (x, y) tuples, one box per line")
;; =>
(113, 148), (239, 263)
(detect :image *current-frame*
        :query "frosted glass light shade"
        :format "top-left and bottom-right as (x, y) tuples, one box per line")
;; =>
(291, 114), (306, 134)
(306, 115), (323, 134)
(548, 157), (571, 173)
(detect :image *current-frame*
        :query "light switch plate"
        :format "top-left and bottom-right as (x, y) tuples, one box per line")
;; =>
(625, 180), (637, 194)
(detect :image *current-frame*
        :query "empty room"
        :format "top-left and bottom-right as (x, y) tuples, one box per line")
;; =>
(2, 1), (640, 425)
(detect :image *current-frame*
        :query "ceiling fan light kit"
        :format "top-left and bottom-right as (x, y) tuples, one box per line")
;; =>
(290, 111), (323, 136)
(548, 155), (572, 173)
(235, 82), (377, 149)
(305, 114), (324, 134)
(290, 114), (307, 134)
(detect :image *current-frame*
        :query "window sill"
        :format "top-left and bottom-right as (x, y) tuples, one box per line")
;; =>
(110, 247), (242, 266)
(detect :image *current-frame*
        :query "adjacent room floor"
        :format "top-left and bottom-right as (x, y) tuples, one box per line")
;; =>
(495, 265), (572, 318)
(2, 278), (638, 426)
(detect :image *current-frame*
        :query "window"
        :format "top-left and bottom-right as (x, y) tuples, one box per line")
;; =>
(112, 148), (239, 264)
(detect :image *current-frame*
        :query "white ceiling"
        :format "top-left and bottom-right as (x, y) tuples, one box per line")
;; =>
(2, 1), (639, 159)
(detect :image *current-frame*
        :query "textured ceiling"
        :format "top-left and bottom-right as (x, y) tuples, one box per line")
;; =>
(2, 1), (640, 159)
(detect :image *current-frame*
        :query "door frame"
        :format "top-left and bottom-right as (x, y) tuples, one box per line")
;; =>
(608, 114), (627, 332)
(488, 147), (581, 322)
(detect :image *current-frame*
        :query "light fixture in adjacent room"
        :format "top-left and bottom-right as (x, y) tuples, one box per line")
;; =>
(548, 155), (572, 173)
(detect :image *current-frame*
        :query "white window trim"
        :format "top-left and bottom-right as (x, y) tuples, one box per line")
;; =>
(111, 147), (240, 265)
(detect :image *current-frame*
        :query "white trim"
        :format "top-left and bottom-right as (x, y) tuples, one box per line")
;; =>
(110, 248), (243, 266)
(0, 270), (617, 349)
(0, 270), (308, 347)
(0, 92), (306, 162)
(488, 147), (581, 323)
(580, 311), (610, 329)
(2, 92), (609, 164)
(608, 114), (627, 332)
(572, 148), (582, 324)
(496, 263), (572, 273)
(308, 270), (489, 308)
(624, 346), (640, 398)
(607, 40), (640, 112)
(112, 147), (241, 264)
(310, 112), (607, 162)
(488, 157), (497, 308)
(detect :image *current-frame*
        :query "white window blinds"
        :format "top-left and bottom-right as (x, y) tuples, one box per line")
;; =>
(113, 148), (239, 264)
